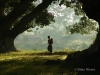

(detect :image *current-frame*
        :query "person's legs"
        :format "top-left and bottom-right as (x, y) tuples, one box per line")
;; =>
(47, 45), (49, 51)
(50, 45), (52, 53)
(48, 45), (51, 53)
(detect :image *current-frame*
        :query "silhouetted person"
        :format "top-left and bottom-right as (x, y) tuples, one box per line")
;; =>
(47, 36), (53, 53)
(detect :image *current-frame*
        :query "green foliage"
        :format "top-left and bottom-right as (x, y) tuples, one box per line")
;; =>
(91, 36), (96, 43)
(60, 0), (84, 15)
(0, 0), (19, 7)
(35, 10), (55, 26)
(16, 7), (55, 30)
(66, 16), (98, 34)
(0, 0), (95, 34)
(0, 0), (55, 32)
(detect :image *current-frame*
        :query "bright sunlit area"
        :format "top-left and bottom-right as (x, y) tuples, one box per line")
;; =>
(14, 1), (98, 51)
(1, 0), (100, 75)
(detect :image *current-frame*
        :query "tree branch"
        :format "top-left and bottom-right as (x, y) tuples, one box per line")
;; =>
(9, 0), (54, 38)
(0, 0), (33, 33)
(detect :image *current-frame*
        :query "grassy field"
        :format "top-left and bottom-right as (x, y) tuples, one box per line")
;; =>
(0, 50), (99, 75)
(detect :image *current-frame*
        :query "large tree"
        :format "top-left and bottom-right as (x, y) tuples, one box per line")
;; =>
(0, 0), (100, 54)
(0, 0), (55, 53)
(59, 0), (100, 57)
(78, 0), (100, 56)
(63, 0), (100, 72)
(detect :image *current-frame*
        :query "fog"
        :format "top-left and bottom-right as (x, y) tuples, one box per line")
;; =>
(14, 27), (97, 51)
(14, 2), (98, 51)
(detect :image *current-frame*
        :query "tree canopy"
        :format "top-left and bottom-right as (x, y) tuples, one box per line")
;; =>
(0, 0), (100, 53)
(0, 0), (56, 52)
(66, 16), (98, 34)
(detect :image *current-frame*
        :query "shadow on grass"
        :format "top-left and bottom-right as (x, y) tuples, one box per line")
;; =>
(44, 50), (100, 75)
(60, 51), (100, 75)
(0, 54), (71, 75)
(0, 51), (100, 75)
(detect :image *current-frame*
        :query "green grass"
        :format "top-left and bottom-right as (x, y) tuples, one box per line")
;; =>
(0, 50), (78, 75)
(0, 50), (99, 75)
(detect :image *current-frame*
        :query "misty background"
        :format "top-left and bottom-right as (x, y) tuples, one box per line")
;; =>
(14, 1), (98, 51)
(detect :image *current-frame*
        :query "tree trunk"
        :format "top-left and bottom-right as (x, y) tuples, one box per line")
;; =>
(0, 37), (17, 53)
(64, 27), (100, 69)
(84, 22), (100, 58)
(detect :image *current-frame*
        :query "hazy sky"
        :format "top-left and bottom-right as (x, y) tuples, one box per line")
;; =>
(14, 1), (98, 51)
